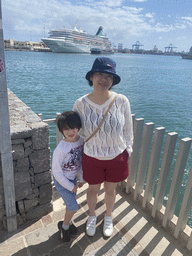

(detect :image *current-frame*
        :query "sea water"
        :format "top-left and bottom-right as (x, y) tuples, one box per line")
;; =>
(5, 51), (192, 225)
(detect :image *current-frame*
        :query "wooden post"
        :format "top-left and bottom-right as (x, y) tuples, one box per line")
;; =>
(152, 132), (178, 218)
(142, 127), (165, 208)
(0, 1), (17, 232)
(56, 113), (62, 145)
(134, 122), (154, 200)
(174, 166), (192, 238)
(126, 118), (144, 193)
(162, 137), (192, 228)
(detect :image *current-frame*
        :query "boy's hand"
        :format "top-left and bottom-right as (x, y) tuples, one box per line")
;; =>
(71, 185), (77, 193)
(78, 182), (84, 188)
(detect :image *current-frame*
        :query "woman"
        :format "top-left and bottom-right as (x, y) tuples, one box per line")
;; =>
(73, 57), (133, 237)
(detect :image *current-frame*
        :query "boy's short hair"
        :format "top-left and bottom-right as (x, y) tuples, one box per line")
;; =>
(57, 111), (82, 134)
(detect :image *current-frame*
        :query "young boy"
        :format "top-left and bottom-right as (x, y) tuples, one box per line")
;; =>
(52, 111), (84, 242)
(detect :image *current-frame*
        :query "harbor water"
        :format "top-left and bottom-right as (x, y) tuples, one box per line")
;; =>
(5, 51), (192, 226)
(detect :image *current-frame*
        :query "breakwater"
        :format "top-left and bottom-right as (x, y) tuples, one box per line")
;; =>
(0, 90), (52, 230)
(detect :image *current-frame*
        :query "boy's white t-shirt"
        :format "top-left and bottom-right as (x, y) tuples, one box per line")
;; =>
(52, 136), (84, 191)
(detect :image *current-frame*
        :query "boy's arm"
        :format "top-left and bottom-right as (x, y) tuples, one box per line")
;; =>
(78, 165), (84, 183)
(71, 185), (78, 193)
(78, 163), (85, 188)
(52, 148), (75, 191)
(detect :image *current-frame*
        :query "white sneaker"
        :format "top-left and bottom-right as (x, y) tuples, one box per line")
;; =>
(103, 215), (113, 237)
(86, 216), (97, 236)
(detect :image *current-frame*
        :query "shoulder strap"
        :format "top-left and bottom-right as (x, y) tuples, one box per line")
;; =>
(85, 94), (118, 143)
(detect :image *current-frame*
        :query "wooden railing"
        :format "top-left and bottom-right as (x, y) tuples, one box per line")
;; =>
(39, 113), (192, 250)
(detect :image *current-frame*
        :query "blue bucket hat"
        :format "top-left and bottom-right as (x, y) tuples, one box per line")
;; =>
(85, 57), (121, 85)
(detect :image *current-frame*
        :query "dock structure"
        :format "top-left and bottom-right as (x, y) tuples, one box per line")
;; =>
(1, 182), (192, 255)
(132, 41), (144, 52)
(165, 43), (177, 53)
(0, 94), (191, 255)
(40, 112), (192, 252)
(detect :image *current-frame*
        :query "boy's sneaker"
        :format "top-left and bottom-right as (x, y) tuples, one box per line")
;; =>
(69, 222), (78, 236)
(86, 215), (97, 236)
(103, 215), (113, 237)
(58, 221), (70, 242)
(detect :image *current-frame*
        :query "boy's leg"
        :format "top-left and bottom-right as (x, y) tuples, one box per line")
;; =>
(53, 177), (79, 241)
(64, 208), (78, 236)
(64, 208), (77, 226)
(58, 208), (79, 241)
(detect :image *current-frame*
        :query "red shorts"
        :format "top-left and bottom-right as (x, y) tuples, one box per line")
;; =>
(82, 150), (129, 184)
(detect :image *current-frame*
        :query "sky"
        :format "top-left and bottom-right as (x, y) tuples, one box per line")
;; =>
(2, 0), (192, 52)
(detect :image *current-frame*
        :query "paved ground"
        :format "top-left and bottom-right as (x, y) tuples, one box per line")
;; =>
(0, 183), (191, 256)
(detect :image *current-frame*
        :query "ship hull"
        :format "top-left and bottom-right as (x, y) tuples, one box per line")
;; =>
(181, 53), (192, 59)
(42, 38), (92, 53)
(90, 47), (114, 54)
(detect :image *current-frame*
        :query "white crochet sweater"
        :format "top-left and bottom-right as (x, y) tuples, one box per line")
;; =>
(73, 92), (133, 160)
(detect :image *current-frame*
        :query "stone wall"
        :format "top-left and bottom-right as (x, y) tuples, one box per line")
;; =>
(0, 89), (53, 230)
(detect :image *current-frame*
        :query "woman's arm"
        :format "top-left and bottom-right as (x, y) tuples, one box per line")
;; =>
(123, 96), (134, 156)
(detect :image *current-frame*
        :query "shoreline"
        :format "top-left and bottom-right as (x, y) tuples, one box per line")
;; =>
(5, 48), (182, 56)
(5, 47), (51, 52)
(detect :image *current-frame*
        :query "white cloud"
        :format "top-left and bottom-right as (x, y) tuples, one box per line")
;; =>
(182, 17), (192, 22)
(176, 24), (186, 29)
(145, 13), (153, 18)
(3, 0), (148, 41)
(154, 23), (175, 33)
(181, 17), (192, 26)
(100, 0), (124, 7)
(132, 0), (147, 2)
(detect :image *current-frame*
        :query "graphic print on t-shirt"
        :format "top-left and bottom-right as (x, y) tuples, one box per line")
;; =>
(62, 145), (83, 172)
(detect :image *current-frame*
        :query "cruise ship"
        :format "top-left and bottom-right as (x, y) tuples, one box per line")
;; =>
(41, 26), (113, 54)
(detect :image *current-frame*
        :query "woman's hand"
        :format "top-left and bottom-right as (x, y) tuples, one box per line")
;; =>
(78, 182), (85, 188)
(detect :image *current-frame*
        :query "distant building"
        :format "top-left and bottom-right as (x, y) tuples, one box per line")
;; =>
(118, 43), (123, 52)
(4, 39), (14, 48)
(144, 45), (163, 55)
(122, 48), (130, 53)
(4, 39), (51, 52)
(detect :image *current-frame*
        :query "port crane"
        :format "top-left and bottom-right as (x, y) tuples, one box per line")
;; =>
(164, 43), (177, 53)
(132, 41), (144, 51)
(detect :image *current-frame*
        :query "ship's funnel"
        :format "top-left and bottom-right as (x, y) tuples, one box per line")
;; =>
(96, 26), (104, 36)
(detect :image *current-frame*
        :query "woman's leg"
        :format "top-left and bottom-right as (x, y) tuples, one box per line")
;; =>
(104, 182), (118, 216)
(87, 183), (101, 216)
(103, 182), (118, 237)
(86, 184), (101, 236)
